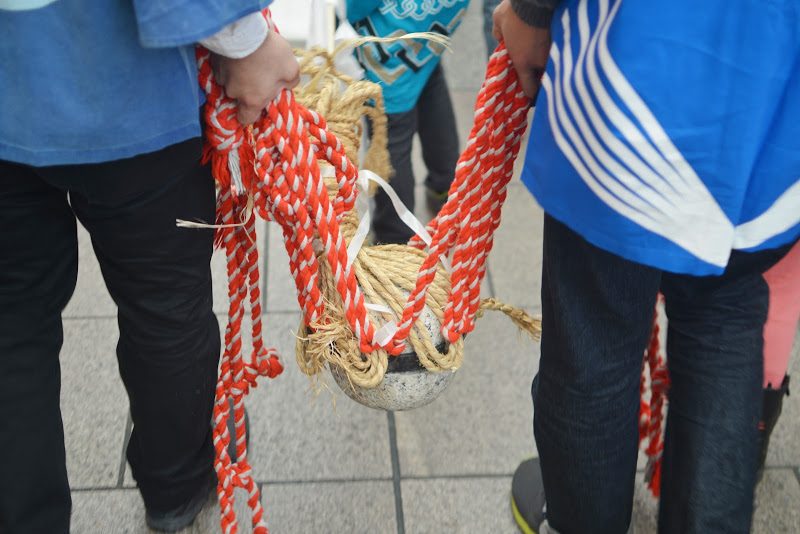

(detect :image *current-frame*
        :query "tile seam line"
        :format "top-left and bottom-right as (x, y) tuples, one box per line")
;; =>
(387, 411), (406, 534)
(62, 315), (117, 321)
(72, 476), (395, 493)
(260, 476), (393, 485)
(88, 465), (800, 493)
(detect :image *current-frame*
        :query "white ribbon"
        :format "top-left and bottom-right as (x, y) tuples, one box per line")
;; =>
(345, 169), (446, 269)
(321, 166), (450, 347)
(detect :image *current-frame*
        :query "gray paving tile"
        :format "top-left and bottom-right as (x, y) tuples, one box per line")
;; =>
(487, 183), (543, 311)
(264, 222), (302, 313)
(401, 472), (800, 534)
(63, 224), (116, 318)
(71, 486), (251, 534)
(213, 218), (268, 314)
(402, 477), (516, 534)
(245, 313), (394, 482)
(397, 473), (707, 534)
(765, 330), (800, 467)
(128, 311), (390, 486)
(442, 0), (490, 91)
(61, 319), (129, 488)
(263, 480), (396, 533)
(632, 473), (659, 534)
(752, 469), (800, 534)
(71, 489), (145, 534)
(395, 311), (539, 477)
(120, 470), (395, 532)
(211, 249), (230, 315)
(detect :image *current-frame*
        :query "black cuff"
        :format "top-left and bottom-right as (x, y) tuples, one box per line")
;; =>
(510, 0), (555, 28)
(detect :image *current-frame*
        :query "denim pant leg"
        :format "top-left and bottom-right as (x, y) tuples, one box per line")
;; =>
(657, 247), (790, 533)
(373, 108), (417, 244)
(535, 215), (661, 534)
(417, 63), (459, 195)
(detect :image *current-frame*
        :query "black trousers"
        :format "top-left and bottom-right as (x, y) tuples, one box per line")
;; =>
(372, 63), (460, 244)
(0, 139), (220, 533)
(535, 215), (794, 534)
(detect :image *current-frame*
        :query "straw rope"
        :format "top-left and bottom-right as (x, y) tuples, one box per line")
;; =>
(194, 11), (539, 531)
(290, 46), (541, 389)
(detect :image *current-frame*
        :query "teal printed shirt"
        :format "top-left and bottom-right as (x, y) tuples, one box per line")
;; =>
(347, 0), (470, 114)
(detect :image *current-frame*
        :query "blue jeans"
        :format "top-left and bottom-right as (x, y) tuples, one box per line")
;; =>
(534, 215), (793, 534)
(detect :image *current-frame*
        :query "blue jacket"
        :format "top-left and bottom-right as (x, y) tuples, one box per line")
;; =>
(347, 0), (470, 114)
(0, 0), (270, 166)
(523, 0), (800, 274)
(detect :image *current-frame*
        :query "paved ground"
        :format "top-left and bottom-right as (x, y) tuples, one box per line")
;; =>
(63, 2), (799, 533)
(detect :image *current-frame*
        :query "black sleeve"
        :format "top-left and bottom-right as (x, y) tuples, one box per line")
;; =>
(509, 0), (562, 28)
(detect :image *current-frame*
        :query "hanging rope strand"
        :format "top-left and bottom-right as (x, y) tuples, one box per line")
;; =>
(196, 23), (542, 529)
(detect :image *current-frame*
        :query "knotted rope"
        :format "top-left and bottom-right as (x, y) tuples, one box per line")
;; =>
(296, 47), (539, 387)
(194, 23), (540, 528)
(196, 46), (284, 534)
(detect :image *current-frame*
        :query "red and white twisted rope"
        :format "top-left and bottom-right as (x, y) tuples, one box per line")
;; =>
(197, 36), (530, 531)
(639, 300), (670, 498)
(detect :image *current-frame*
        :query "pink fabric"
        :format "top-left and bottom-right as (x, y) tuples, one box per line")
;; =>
(763, 240), (800, 388)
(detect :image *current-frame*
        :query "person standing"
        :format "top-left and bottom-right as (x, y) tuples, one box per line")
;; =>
(347, 0), (469, 244)
(757, 240), (800, 480)
(0, 2), (298, 532)
(492, 0), (800, 532)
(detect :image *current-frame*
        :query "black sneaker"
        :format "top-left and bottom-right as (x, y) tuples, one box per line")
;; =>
(145, 472), (216, 532)
(511, 458), (547, 534)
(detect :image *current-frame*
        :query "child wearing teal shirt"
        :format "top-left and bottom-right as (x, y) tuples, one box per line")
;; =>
(347, 0), (470, 244)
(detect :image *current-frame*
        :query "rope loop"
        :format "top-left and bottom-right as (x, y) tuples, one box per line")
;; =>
(195, 15), (538, 530)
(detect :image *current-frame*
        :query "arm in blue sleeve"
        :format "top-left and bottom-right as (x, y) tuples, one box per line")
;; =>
(132, 0), (272, 48)
(345, 0), (384, 24)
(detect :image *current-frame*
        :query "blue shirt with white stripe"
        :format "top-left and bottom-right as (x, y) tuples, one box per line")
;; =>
(0, 0), (270, 166)
(522, 0), (800, 275)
